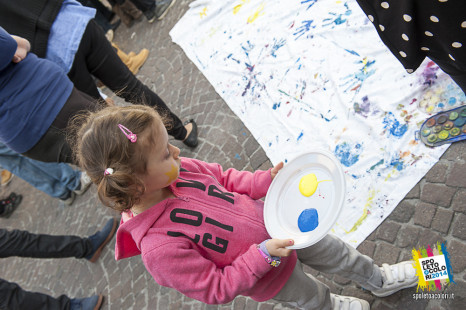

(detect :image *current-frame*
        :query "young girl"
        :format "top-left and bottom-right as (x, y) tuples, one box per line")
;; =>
(74, 105), (417, 310)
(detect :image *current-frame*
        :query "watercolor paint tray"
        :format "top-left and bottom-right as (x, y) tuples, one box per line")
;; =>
(264, 151), (346, 249)
(418, 105), (466, 147)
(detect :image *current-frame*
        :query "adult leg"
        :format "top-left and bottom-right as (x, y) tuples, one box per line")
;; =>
(0, 143), (80, 200)
(68, 19), (187, 140)
(0, 218), (117, 261)
(130, 0), (156, 21)
(0, 229), (91, 259)
(131, 0), (155, 12)
(0, 279), (70, 310)
(22, 88), (100, 164)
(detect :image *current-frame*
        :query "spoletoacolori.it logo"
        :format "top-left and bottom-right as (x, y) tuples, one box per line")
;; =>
(412, 242), (455, 292)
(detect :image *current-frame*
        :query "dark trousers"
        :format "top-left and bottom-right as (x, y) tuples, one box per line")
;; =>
(22, 87), (99, 164)
(130, 0), (156, 12)
(0, 229), (93, 310)
(0, 279), (71, 310)
(0, 229), (92, 259)
(68, 19), (186, 140)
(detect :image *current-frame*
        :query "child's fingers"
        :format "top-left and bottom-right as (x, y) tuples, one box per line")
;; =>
(266, 238), (294, 257)
(271, 161), (284, 179)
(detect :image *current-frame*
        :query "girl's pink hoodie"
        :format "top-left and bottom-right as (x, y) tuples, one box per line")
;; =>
(115, 157), (297, 304)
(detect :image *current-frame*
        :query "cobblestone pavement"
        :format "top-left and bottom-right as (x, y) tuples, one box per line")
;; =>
(1, 1), (465, 309)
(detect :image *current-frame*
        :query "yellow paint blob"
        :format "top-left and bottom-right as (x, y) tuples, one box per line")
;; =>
(298, 173), (330, 197)
(164, 164), (179, 184)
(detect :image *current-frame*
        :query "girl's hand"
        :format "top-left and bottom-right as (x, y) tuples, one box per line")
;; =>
(265, 238), (294, 257)
(271, 162), (284, 180)
(10, 35), (30, 63)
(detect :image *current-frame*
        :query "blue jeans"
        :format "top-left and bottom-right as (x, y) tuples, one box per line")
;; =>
(0, 143), (80, 199)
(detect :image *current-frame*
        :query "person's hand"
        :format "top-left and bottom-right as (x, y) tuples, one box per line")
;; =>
(265, 238), (294, 257)
(10, 35), (30, 63)
(271, 162), (284, 179)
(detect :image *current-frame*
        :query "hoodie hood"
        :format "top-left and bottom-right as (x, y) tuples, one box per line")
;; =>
(115, 199), (168, 260)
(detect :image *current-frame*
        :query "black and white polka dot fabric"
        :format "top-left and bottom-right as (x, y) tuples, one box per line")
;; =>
(356, 0), (466, 92)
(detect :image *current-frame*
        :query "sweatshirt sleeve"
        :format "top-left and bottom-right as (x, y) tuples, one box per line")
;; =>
(142, 241), (273, 304)
(185, 158), (273, 199)
(0, 27), (17, 71)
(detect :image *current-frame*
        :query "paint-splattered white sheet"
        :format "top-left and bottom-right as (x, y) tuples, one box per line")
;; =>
(170, 0), (465, 247)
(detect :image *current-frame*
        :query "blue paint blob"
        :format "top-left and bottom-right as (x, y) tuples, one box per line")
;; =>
(334, 142), (362, 167)
(382, 112), (408, 138)
(298, 208), (319, 232)
(448, 97), (457, 106)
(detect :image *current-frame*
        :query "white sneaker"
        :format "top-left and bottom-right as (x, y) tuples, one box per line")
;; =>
(331, 294), (370, 310)
(371, 261), (417, 297)
(74, 172), (92, 196)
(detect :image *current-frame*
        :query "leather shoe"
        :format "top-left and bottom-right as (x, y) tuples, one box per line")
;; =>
(183, 119), (198, 148)
(0, 193), (22, 218)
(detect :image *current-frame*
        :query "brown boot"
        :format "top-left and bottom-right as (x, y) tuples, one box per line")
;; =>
(126, 49), (149, 75)
(113, 43), (149, 75)
(112, 43), (131, 64)
(113, 4), (134, 27)
(120, 0), (143, 21)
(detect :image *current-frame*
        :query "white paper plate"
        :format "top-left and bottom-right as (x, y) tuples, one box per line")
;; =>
(264, 151), (346, 249)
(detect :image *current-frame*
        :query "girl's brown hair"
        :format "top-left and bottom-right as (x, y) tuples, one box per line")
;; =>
(71, 105), (167, 212)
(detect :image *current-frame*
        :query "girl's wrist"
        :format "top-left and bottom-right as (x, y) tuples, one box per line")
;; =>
(257, 240), (281, 267)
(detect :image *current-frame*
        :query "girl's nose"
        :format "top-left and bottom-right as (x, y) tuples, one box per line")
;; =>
(171, 144), (180, 158)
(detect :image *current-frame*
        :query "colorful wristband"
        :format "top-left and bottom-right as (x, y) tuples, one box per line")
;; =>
(257, 240), (281, 267)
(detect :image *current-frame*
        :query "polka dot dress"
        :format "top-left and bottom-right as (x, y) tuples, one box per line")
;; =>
(356, 0), (466, 87)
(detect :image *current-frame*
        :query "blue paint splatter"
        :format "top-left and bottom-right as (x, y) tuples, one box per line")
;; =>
(341, 58), (376, 93)
(241, 80), (252, 97)
(334, 142), (363, 167)
(294, 20), (315, 40)
(273, 103), (281, 110)
(345, 49), (360, 57)
(226, 53), (241, 64)
(297, 131), (304, 141)
(298, 208), (319, 232)
(322, 4), (352, 28)
(389, 157), (404, 171)
(383, 112), (408, 138)
(271, 38), (286, 58)
(301, 0), (318, 10)
(234, 153), (241, 160)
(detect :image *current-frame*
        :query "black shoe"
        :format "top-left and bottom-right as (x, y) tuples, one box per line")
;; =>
(155, 0), (177, 20)
(183, 119), (198, 148)
(110, 17), (121, 31)
(0, 193), (22, 218)
(143, 7), (157, 23)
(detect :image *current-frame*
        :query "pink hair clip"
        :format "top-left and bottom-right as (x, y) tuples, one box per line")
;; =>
(118, 124), (137, 143)
(104, 168), (114, 175)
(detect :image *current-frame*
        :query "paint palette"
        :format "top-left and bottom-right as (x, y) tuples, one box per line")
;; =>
(418, 105), (466, 147)
(264, 151), (346, 249)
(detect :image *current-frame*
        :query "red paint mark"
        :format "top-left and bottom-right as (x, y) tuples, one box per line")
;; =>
(351, 84), (361, 92)
(409, 98), (417, 105)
